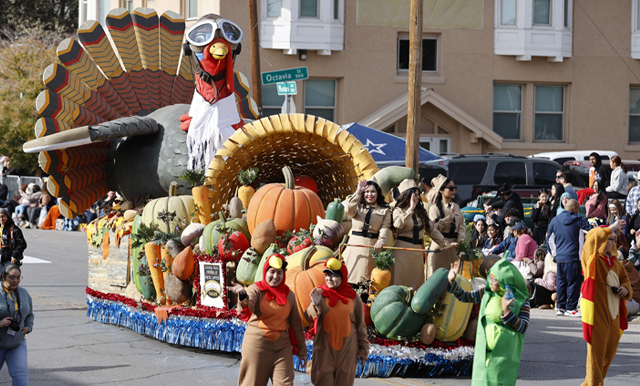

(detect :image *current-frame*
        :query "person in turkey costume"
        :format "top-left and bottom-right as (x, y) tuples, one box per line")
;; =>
(305, 258), (369, 386)
(447, 256), (530, 386)
(580, 223), (632, 386)
(236, 254), (307, 386)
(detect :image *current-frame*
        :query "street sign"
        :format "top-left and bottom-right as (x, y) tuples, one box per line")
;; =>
(276, 82), (297, 95)
(261, 67), (309, 85)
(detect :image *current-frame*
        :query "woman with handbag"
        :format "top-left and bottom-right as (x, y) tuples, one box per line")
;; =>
(0, 208), (27, 273)
(0, 263), (34, 386)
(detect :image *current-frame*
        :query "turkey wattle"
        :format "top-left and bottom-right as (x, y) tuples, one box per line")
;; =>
(22, 8), (258, 219)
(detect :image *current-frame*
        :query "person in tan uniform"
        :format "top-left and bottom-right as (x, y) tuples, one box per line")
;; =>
(342, 180), (391, 285)
(391, 179), (448, 289)
(426, 175), (464, 278)
(306, 258), (369, 386)
(580, 224), (632, 386)
(234, 254), (307, 386)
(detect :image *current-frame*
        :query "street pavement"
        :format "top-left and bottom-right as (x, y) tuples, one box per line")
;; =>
(1, 228), (639, 385)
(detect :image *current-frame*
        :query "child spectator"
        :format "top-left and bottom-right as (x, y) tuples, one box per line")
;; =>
(482, 223), (502, 256)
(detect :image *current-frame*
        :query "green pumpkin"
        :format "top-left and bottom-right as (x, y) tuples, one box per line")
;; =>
(131, 215), (156, 301)
(236, 247), (261, 285)
(325, 198), (345, 222)
(202, 212), (251, 255)
(254, 243), (282, 283)
(411, 267), (449, 315)
(371, 285), (426, 340)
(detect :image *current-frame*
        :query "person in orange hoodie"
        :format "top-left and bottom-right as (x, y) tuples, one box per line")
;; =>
(305, 258), (369, 386)
(580, 222), (632, 386)
(234, 254), (307, 386)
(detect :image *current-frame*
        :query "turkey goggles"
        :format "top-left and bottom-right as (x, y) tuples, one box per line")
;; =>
(186, 19), (243, 47)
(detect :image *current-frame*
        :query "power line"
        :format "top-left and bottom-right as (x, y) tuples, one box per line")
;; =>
(575, 0), (640, 83)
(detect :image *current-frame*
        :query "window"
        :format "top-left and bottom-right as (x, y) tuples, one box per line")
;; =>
(564, 0), (569, 27)
(534, 85), (564, 141)
(267, 0), (281, 18)
(501, 0), (516, 25)
(300, 0), (318, 18)
(630, 88), (640, 143)
(533, 163), (558, 185)
(494, 162), (526, 185)
(334, 0), (339, 19)
(533, 0), (551, 25)
(493, 84), (522, 140)
(450, 162), (487, 185)
(262, 84), (285, 117)
(397, 38), (438, 72)
(187, 0), (197, 19)
(419, 137), (450, 155)
(304, 79), (336, 121)
(80, 0), (88, 24)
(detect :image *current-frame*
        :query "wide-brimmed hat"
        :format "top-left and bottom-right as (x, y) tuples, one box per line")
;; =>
(425, 174), (448, 203)
(496, 183), (514, 196)
(397, 179), (418, 194)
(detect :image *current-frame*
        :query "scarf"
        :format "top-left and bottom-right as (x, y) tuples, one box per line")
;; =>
(254, 254), (289, 306)
(319, 259), (357, 306)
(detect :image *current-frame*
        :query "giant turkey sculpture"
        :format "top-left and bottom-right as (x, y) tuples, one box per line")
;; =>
(22, 8), (258, 219)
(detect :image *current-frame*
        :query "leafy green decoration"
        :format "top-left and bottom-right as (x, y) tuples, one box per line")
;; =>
(372, 249), (395, 271)
(238, 167), (259, 186)
(179, 168), (206, 186)
(456, 223), (483, 262)
(131, 222), (160, 249)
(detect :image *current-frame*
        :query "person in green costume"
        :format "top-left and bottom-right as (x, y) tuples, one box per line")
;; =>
(447, 255), (530, 386)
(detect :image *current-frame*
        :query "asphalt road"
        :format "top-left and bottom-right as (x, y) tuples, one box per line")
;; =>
(1, 228), (639, 385)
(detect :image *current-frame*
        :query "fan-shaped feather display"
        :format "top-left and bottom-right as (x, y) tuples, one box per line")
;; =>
(23, 7), (258, 219)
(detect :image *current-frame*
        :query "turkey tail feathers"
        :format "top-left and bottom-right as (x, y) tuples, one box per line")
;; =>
(159, 11), (185, 108)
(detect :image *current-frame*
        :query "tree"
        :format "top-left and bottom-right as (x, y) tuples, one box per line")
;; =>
(0, 29), (63, 173)
(0, 0), (78, 37)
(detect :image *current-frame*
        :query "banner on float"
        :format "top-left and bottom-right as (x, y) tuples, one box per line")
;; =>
(199, 262), (225, 308)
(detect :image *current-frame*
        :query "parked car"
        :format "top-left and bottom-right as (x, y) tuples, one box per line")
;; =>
(561, 160), (640, 188)
(379, 153), (562, 206)
(529, 150), (618, 165)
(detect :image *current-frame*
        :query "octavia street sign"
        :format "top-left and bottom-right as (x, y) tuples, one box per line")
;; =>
(262, 67), (309, 85)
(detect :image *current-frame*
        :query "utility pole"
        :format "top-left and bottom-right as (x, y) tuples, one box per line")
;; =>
(249, 0), (263, 115)
(406, 0), (423, 173)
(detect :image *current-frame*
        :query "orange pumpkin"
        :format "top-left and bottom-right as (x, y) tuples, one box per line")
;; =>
(247, 166), (325, 236)
(285, 246), (326, 328)
(172, 246), (195, 280)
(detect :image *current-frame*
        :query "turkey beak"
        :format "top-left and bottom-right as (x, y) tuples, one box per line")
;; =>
(209, 42), (229, 60)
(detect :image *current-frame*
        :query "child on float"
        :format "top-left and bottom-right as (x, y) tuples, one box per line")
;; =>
(447, 255), (530, 386)
(305, 258), (369, 386)
(233, 254), (307, 386)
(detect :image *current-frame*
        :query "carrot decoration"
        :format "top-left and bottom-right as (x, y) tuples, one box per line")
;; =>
(145, 242), (166, 305)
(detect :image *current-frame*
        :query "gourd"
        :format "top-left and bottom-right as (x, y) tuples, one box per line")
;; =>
(371, 166), (418, 197)
(313, 216), (345, 250)
(246, 166), (325, 235)
(253, 243), (282, 283)
(285, 245), (333, 270)
(165, 272), (191, 304)
(419, 323), (437, 345)
(285, 246), (326, 328)
(218, 231), (250, 261)
(370, 285), (426, 340)
(141, 182), (195, 233)
(251, 219), (277, 254)
(236, 247), (262, 285)
(325, 198), (345, 222)
(432, 275), (473, 342)
(201, 212), (250, 255)
(294, 175), (318, 193)
(172, 246), (195, 280)
(370, 249), (395, 294)
(131, 215), (156, 301)
(144, 242), (166, 305)
(411, 268), (449, 315)
(237, 167), (259, 209)
(181, 222), (205, 246)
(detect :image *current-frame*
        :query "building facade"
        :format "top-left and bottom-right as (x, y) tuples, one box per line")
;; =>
(79, 0), (640, 159)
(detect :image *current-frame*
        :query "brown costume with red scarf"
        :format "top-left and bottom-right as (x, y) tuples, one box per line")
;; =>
(238, 255), (307, 386)
(304, 259), (369, 386)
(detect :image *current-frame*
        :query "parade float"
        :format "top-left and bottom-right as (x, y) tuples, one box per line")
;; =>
(22, 7), (478, 378)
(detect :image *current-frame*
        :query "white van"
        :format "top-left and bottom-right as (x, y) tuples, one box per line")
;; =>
(528, 150), (618, 165)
